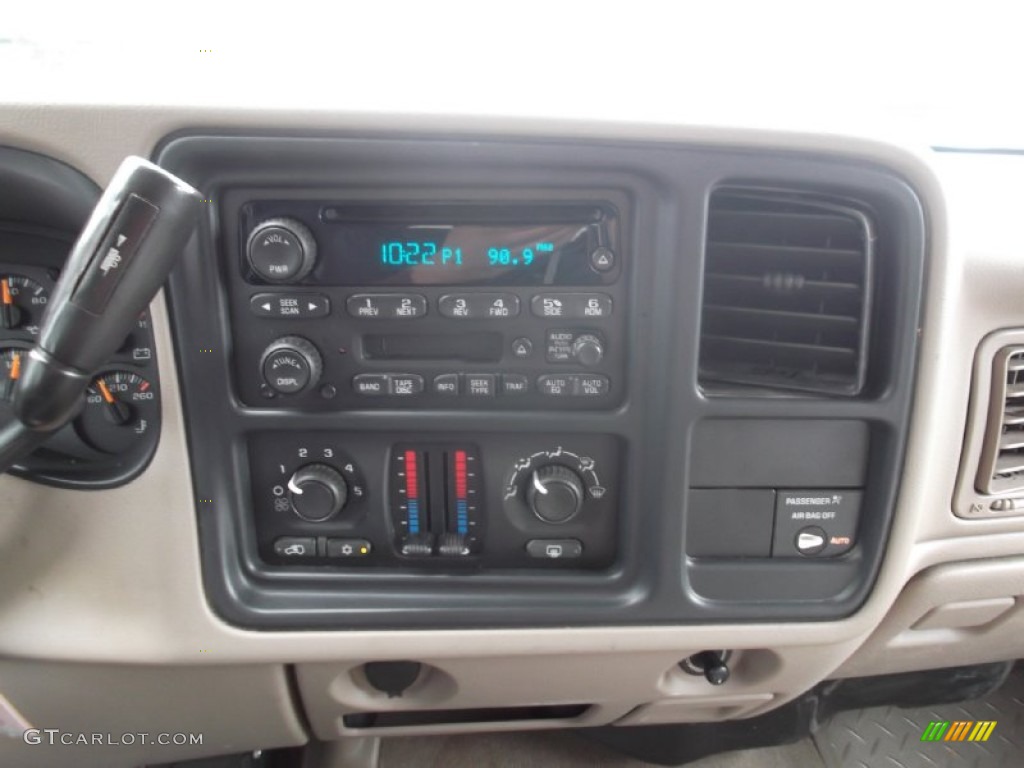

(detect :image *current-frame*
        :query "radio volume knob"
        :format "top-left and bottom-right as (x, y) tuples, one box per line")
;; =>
(528, 465), (585, 524)
(260, 336), (322, 395)
(247, 217), (317, 283)
(289, 464), (349, 522)
(572, 334), (604, 367)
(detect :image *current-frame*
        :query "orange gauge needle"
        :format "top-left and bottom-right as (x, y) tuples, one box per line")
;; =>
(10, 352), (20, 381)
(0, 279), (16, 330)
(97, 378), (116, 404)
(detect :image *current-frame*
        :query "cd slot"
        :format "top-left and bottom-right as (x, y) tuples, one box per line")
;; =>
(363, 332), (502, 362)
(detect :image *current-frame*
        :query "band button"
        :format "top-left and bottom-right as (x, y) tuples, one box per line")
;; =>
(353, 374), (389, 395)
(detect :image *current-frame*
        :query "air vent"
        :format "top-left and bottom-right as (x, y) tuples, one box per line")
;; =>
(977, 347), (1024, 495)
(699, 190), (875, 396)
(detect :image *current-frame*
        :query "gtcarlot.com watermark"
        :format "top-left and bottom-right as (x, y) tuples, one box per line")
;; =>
(23, 729), (203, 747)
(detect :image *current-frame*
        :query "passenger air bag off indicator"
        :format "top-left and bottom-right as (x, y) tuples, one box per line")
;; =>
(771, 490), (861, 558)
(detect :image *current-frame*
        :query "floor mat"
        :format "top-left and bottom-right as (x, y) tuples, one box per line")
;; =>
(379, 730), (824, 767)
(813, 664), (1024, 768)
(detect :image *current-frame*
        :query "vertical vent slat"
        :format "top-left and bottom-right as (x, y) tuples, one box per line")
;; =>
(979, 349), (1024, 494)
(699, 189), (874, 396)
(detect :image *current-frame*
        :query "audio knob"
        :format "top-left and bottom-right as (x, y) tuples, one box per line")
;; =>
(260, 336), (322, 395)
(572, 334), (604, 367)
(247, 217), (317, 283)
(288, 464), (349, 522)
(528, 465), (585, 524)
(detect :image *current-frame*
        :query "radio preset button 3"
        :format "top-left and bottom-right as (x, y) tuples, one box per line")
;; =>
(346, 293), (427, 319)
(438, 293), (521, 319)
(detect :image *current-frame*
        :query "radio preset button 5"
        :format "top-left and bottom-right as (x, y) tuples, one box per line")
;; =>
(250, 292), (330, 318)
(438, 293), (521, 319)
(531, 293), (613, 319)
(346, 293), (427, 319)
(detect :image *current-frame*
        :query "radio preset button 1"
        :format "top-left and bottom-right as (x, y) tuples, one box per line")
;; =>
(353, 374), (389, 395)
(346, 293), (427, 319)
(250, 292), (330, 318)
(388, 374), (424, 396)
(465, 374), (496, 397)
(531, 293), (613, 319)
(433, 373), (460, 395)
(439, 293), (521, 319)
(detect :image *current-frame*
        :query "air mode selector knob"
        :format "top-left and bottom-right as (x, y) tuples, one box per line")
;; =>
(246, 217), (318, 283)
(572, 334), (604, 367)
(288, 464), (349, 522)
(260, 336), (323, 395)
(528, 465), (585, 524)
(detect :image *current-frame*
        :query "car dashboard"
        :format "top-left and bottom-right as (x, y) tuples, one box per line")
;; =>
(1, 103), (1023, 767)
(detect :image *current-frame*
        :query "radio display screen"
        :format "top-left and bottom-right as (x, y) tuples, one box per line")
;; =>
(242, 203), (618, 287)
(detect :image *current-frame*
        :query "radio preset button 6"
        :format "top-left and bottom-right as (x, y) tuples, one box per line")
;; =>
(531, 293), (613, 319)
(250, 292), (330, 319)
(346, 293), (427, 319)
(438, 293), (521, 319)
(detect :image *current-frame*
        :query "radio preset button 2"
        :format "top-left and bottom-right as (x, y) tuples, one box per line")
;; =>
(531, 293), (613, 319)
(347, 293), (427, 319)
(438, 293), (521, 319)
(250, 292), (330, 318)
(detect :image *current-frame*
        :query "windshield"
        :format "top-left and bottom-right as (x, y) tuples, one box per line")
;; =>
(3, 1), (1022, 150)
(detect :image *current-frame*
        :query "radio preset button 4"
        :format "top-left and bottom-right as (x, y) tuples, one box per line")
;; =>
(346, 293), (427, 319)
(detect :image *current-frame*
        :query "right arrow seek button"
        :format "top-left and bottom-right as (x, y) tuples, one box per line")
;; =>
(772, 490), (862, 558)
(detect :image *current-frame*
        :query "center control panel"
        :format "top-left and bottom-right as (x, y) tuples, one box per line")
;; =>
(225, 199), (629, 410)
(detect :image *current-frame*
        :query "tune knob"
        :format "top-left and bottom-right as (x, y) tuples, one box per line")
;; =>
(288, 464), (349, 522)
(571, 334), (604, 367)
(528, 465), (585, 524)
(246, 217), (318, 283)
(260, 336), (323, 395)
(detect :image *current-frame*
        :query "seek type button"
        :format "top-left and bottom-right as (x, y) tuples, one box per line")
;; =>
(772, 490), (861, 558)
(465, 374), (496, 397)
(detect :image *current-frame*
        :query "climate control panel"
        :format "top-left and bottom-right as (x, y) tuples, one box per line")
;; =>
(248, 432), (620, 570)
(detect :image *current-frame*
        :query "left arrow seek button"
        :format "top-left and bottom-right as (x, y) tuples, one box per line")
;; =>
(250, 293), (331, 318)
